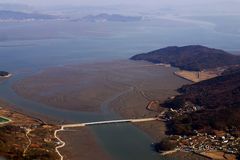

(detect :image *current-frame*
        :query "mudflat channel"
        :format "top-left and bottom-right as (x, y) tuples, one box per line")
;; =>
(13, 60), (190, 160)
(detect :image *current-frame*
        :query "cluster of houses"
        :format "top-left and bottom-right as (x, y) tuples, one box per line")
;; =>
(161, 101), (203, 121)
(172, 133), (240, 154)
(162, 101), (240, 156)
(170, 102), (202, 116)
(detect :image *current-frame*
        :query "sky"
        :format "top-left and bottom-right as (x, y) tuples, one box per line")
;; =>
(1, 0), (239, 7)
(0, 0), (240, 15)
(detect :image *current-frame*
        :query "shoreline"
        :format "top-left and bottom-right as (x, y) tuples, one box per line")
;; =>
(0, 73), (12, 78)
(160, 149), (179, 155)
(3, 73), (12, 78)
(0, 98), (57, 125)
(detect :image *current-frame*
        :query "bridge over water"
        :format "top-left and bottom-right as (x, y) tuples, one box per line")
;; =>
(55, 117), (160, 160)
(62, 117), (159, 128)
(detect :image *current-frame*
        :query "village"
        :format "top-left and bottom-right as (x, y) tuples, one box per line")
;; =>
(161, 101), (240, 159)
(173, 132), (240, 154)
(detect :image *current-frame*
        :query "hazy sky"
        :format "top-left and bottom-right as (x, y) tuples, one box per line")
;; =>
(1, 0), (240, 15)
(1, 0), (239, 7)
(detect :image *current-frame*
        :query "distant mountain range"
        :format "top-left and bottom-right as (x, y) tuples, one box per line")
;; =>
(131, 45), (240, 71)
(0, 10), (59, 21)
(79, 13), (142, 22)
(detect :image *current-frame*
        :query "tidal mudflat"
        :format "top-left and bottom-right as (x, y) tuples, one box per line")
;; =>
(13, 60), (190, 159)
(13, 60), (189, 113)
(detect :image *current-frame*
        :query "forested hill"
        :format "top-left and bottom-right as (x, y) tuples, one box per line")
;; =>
(130, 45), (240, 71)
(164, 70), (240, 135)
(178, 70), (240, 109)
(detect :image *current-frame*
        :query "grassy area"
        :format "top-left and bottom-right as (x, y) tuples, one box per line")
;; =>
(0, 117), (10, 123)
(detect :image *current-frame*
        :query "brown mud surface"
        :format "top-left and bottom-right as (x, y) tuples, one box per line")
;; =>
(13, 60), (189, 113)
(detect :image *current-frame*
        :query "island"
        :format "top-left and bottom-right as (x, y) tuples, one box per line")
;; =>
(80, 13), (143, 22)
(131, 45), (240, 82)
(0, 71), (11, 78)
(0, 71), (10, 77)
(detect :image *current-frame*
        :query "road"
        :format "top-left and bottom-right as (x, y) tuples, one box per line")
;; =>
(23, 128), (32, 157)
(54, 126), (65, 160)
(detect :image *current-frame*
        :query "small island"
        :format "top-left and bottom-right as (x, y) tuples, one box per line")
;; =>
(0, 71), (11, 78)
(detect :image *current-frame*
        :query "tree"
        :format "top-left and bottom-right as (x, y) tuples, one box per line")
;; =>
(154, 138), (176, 152)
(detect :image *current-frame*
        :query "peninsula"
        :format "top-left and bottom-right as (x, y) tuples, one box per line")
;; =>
(131, 45), (240, 82)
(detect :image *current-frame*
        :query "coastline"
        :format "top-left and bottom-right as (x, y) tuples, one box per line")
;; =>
(0, 72), (12, 78)
(3, 73), (12, 78)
